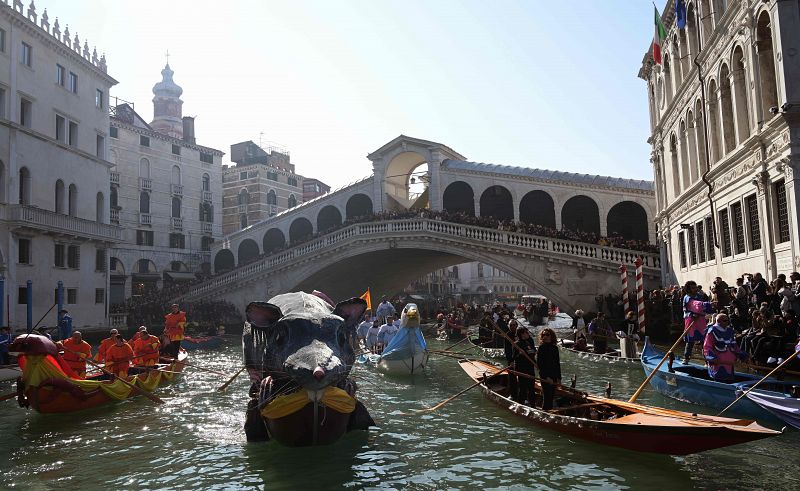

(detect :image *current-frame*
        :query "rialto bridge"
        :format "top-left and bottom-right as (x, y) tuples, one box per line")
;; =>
(186, 136), (660, 312)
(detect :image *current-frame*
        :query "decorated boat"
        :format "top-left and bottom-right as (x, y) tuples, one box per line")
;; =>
(181, 335), (223, 351)
(9, 334), (186, 414)
(745, 388), (800, 430)
(459, 359), (781, 454)
(558, 339), (640, 365)
(640, 337), (794, 425)
(358, 304), (429, 374)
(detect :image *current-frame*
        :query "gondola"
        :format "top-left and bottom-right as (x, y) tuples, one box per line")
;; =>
(558, 339), (640, 365)
(459, 359), (781, 455)
(10, 334), (186, 414)
(181, 335), (223, 351)
(640, 337), (795, 425)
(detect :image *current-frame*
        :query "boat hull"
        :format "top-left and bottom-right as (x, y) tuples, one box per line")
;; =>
(265, 400), (352, 447)
(558, 340), (639, 366)
(377, 351), (429, 375)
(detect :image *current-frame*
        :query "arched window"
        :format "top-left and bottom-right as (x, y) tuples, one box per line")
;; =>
(139, 158), (150, 178)
(700, 0), (714, 43)
(679, 120), (691, 189)
(240, 214), (248, 230)
(694, 99), (708, 174)
(288, 194), (297, 208)
(172, 197), (181, 218)
(345, 194), (373, 219)
(139, 191), (150, 214)
(731, 46), (751, 142)
(663, 54), (674, 104)
(238, 189), (249, 206)
(18, 167), (31, 205)
(687, 3), (699, 57)
(110, 186), (118, 209)
(756, 12), (778, 121)
(68, 184), (77, 217)
(171, 165), (181, 185)
(55, 179), (65, 214)
(670, 133), (681, 197)
(672, 35), (684, 83)
(719, 64), (736, 154)
(202, 173), (210, 191)
(96, 192), (105, 223)
(199, 202), (213, 222)
(707, 79), (721, 163)
(685, 112), (698, 184)
(678, 30), (690, 79)
(267, 189), (277, 205)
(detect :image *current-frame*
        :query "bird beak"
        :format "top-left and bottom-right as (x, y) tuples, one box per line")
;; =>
(407, 308), (418, 319)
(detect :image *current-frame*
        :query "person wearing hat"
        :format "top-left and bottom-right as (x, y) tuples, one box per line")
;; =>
(163, 303), (187, 358)
(57, 309), (73, 341)
(571, 310), (587, 342)
(106, 335), (135, 378)
(374, 296), (396, 325)
(96, 329), (119, 363)
(62, 331), (92, 379)
(130, 325), (147, 343)
(132, 327), (161, 367)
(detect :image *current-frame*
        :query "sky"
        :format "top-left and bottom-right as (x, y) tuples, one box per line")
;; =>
(46, 0), (657, 188)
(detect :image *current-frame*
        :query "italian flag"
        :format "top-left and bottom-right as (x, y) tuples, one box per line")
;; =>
(652, 6), (667, 65)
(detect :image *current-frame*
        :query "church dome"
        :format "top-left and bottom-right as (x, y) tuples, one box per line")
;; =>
(152, 63), (183, 98)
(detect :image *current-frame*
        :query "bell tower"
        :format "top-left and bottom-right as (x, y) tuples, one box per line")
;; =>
(151, 63), (184, 138)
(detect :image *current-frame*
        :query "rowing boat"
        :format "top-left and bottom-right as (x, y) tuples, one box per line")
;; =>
(558, 339), (640, 365)
(640, 337), (794, 425)
(181, 335), (223, 351)
(459, 359), (781, 454)
(10, 334), (186, 414)
(372, 303), (429, 375)
(745, 388), (800, 430)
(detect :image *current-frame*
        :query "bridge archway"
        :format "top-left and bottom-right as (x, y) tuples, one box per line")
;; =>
(480, 185), (513, 221)
(607, 201), (648, 241)
(384, 151), (427, 206)
(519, 190), (555, 228)
(346, 194), (373, 219)
(214, 249), (235, 273)
(289, 218), (313, 244)
(442, 181), (475, 216)
(238, 239), (260, 265)
(263, 228), (286, 254)
(561, 195), (600, 235)
(317, 205), (343, 233)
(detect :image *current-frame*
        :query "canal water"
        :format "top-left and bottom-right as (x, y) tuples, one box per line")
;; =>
(1, 320), (798, 490)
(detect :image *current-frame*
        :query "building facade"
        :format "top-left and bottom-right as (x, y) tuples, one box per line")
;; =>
(108, 65), (224, 302)
(0, 1), (120, 330)
(222, 140), (303, 235)
(303, 178), (330, 202)
(641, 0), (800, 287)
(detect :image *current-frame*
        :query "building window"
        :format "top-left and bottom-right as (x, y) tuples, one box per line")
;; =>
(95, 249), (106, 272)
(18, 287), (28, 304)
(109, 126), (118, 138)
(95, 89), (103, 108)
(696, 221), (706, 263)
(55, 114), (66, 142)
(20, 42), (31, 67)
(18, 238), (31, 264)
(677, 232), (687, 268)
(0, 28), (5, 53)
(267, 171), (278, 181)
(139, 191), (150, 214)
(0, 87), (5, 118)
(68, 72), (78, 93)
(745, 194), (761, 251)
(202, 174), (210, 191)
(688, 225), (697, 266)
(200, 202), (213, 222)
(56, 64), (65, 86)
(288, 194), (297, 208)
(200, 152), (213, 164)
(201, 236), (213, 252)
(240, 214), (248, 229)
(96, 134), (105, 159)
(731, 202), (746, 254)
(54, 243), (65, 267)
(67, 288), (77, 304)
(95, 288), (105, 304)
(172, 144), (181, 155)
(775, 180), (790, 244)
(719, 209), (732, 257)
(705, 217), (715, 261)
(140, 135), (150, 147)
(169, 233), (185, 249)
(172, 197), (181, 218)
(68, 121), (78, 147)
(239, 171), (247, 180)
(136, 230), (154, 246)
(67, 245), (80, 269)
(288, 177), (298, 187)
(20, 97), (32, 127)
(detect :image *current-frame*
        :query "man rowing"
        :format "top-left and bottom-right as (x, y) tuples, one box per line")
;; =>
(62, 331), (92, 379)
(132, 327), (161, 367)
(164, 303), (187, 358)
(106, 335), (135, 378)
(96, 328), (118, 363)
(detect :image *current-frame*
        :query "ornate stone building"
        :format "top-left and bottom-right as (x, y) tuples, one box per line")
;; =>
(0, 1), (120, 329)
(641, 0), (800, 286)
(108, 65), (224, 302)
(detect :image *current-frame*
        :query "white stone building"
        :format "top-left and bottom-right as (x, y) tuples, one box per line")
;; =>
(641, 0), (800, 287)
(0, 1), (120, 330)
(108, 64), (224, 302)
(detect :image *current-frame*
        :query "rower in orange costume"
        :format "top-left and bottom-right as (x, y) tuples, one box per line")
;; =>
(130, 325), (146, 343)
(106, 335), (135, 378)
(62, 331), (92, 379)
(132, 327), (161, 367)
(163, 303), (187, 358)
(95, 328), (118, 363)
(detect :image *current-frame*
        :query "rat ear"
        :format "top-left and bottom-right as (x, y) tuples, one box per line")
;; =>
(333, 297), (368, 329)
(245, 302), (282, 328)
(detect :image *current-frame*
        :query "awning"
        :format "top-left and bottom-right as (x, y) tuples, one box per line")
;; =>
(131, 273), (161, 281)
(164, 271), (197, 281)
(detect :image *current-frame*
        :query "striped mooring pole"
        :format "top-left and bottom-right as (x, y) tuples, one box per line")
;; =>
(635, 257), (646, 332)
(619, 265), (629, 315)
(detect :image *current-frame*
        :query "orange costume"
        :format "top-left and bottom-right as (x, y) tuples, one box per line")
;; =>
(164, 311), (187, 342)
(62, 338), (92, 379)
(106, 342), (135, 378)
(133, 334), (161, 366)
(96, 336), (116, 362)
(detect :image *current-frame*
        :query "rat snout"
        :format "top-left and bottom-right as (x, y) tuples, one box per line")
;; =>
(313, 366), (325, 381)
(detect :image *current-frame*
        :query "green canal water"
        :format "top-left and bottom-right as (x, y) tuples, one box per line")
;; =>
(1, 328), (799, 490)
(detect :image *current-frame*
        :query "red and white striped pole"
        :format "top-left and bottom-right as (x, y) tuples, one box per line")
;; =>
(635, 257), (646, 333)
(619, 265), (630, 315)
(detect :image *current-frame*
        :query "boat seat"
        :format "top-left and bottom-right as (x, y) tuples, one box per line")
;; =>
(548, 402), (606, 414)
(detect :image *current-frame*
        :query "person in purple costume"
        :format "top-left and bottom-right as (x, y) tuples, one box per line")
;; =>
(682, 280), (714, 364)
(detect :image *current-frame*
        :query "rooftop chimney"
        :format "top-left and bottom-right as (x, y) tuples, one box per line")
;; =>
(182, 116), (195, 144)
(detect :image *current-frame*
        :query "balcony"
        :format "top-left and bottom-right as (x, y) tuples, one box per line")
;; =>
(171, 217), (183, 230)
(110, 171), (120, 186)
(238, 204), (247, 214)
(139, 213), (152, 226)
(8, 205), (122, 241)
(202, 221), (213, 235)
(139, 177), (152, 191)
(110, 209), (120, 224)
(202, 190), (212, 202)
(171, 184), (183, 196)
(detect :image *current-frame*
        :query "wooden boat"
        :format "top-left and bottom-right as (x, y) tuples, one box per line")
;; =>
(558, 339), (640, 365)
(459, 359), (781, 455)
(468, 336), (505, 359)
(640, 337), (795, 425)
(181, 335), (223, 351)
(10, 334), (186, 414)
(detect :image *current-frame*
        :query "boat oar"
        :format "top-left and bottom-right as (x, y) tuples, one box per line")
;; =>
(628, 325), (691, 403)
(440, 335), (473, 352)
(0, 392), (16, 402)
(405, 363), (512, 414)
(217, 366), (246, 392)
(717, 354), (797, 416)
